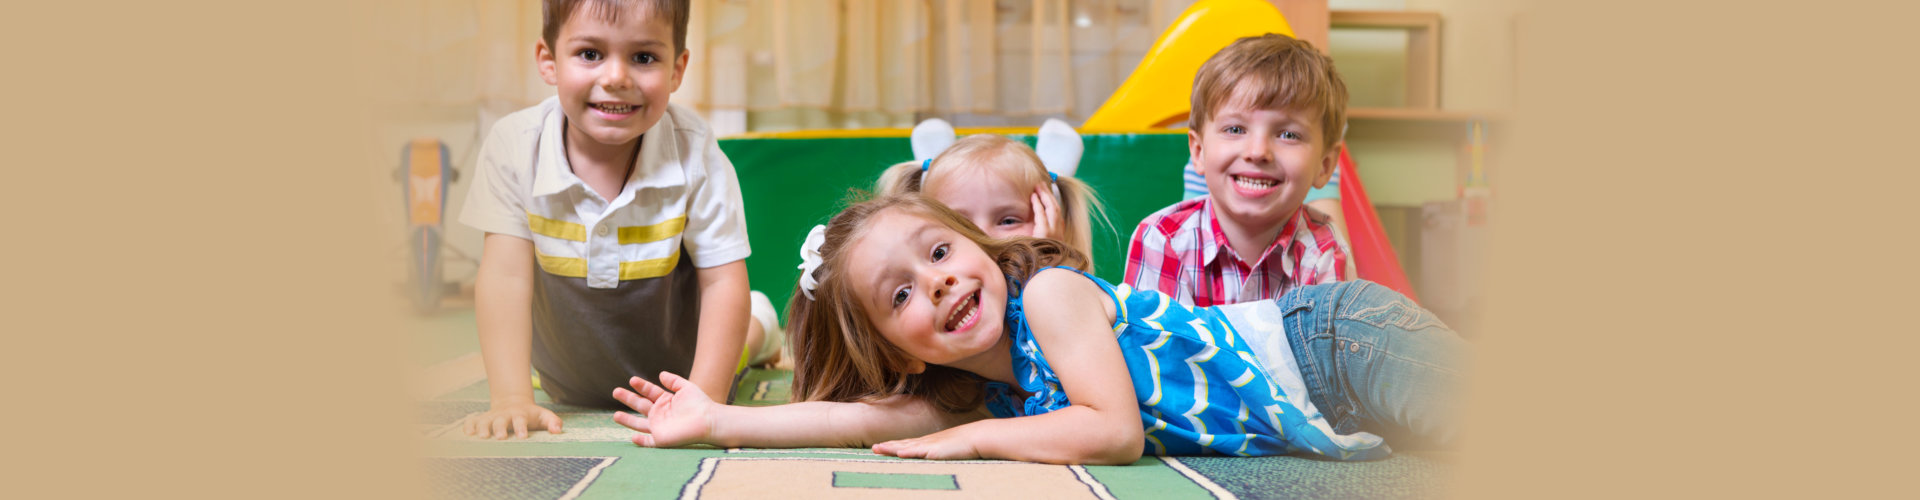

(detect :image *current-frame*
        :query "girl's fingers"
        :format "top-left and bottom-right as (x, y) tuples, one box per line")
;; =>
(659, 371), (694, 394)
(613, 411), (652, 433)
(613, 387), (655, 413)
(1029, 193), (1050, 238)
(1041, 189), (1060, 226)
(632, 432), (656, 447)
(491, 417), (510, 440)
(545, 412), (564, 434)
(630, 376), (667, 399)
(512, 415), (529, 439)
(614, 386), (652, 409)
(872, 439), (913, 457)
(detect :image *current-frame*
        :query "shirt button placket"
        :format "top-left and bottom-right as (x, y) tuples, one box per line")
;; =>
(593, 223), (613, 287)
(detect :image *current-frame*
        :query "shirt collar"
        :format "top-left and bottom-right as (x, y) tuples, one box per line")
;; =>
(528, 100), (684, 200)
(1201, 199), (1307, 276)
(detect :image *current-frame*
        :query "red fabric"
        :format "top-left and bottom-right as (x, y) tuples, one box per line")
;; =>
(1335, 144), (1420, 302)
(1124, 198), (1350, 308)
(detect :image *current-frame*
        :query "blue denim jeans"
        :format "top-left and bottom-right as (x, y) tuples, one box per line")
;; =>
(1278, 280), (1468, 448)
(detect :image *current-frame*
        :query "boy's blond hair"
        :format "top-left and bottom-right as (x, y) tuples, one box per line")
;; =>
(542, 0), (690, 54)
(875, 134), (1106, 269)
(1189, 33), (1348, 148)
(787, 193), (1088, 414)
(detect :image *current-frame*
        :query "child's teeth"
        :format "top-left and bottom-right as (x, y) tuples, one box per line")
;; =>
(1235, 176), (1275, 189)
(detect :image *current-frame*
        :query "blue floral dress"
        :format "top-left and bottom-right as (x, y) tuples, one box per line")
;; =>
(983, 268), (1390, 460)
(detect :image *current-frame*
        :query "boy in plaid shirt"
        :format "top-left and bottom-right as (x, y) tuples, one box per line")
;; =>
(1124, 33), (1355, 307)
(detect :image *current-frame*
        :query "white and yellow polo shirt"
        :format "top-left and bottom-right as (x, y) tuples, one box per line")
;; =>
(459, 97), (750, 408)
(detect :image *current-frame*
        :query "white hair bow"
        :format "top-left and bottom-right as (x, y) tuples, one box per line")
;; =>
(796, 224), (828, 300)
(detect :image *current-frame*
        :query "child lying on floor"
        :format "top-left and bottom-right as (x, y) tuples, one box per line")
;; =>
(611, 194), (1466, 464)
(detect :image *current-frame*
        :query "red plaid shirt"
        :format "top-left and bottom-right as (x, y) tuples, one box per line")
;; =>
(1124, 198), (1353, 307)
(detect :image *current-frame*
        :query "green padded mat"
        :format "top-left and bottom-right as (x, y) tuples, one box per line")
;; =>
(423, 368), (1455, 500)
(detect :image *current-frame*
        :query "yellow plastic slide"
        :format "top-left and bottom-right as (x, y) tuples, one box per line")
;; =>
(1081, 0), (1293, 130)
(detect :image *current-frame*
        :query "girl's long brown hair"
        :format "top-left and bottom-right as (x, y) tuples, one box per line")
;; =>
(786, 192), (1088, 413)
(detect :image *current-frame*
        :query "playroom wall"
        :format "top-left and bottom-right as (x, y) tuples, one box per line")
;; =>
(366, 0), (1517, 312)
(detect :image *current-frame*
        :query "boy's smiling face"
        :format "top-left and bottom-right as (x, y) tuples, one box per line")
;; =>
(537, 4), (688, 149)
(1190, 81), (1338, 234)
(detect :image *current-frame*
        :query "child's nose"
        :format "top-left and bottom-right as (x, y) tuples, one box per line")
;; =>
(1244, 139), (1272, 162)
(929, 275), (957, 302)
(600, 61), (633, 90)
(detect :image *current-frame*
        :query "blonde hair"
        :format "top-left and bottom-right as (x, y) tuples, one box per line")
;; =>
(787, 193), (1088, 413)
(1189, 33), (1349, 149)
(875, 134), (1107, 268)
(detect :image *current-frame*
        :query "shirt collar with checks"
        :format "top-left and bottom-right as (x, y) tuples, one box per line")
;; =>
(1198, 199), (1312, 281)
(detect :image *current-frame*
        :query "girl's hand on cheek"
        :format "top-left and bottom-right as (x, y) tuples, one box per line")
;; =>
(1030, 186), (1061, 240)
(872, 427), (981, 460)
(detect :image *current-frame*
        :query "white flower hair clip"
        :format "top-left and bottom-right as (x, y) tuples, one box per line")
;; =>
(796, 224), (828, 300)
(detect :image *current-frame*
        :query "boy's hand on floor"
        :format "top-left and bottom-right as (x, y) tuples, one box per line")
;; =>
(613, 372), (717, 448)
(463, 401), (564, 440)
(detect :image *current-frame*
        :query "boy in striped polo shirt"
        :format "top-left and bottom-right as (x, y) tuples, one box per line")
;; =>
(457, 0), (758, 439)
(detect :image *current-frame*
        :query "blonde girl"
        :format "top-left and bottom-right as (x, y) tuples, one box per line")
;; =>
(876, 120), (1107, 268)
(611, 193), (1464, 464)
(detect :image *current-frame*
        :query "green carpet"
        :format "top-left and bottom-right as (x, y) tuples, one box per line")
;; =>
(420, 312), (1454, 499)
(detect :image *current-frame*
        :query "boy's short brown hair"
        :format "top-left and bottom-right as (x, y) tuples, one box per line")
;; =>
(542, 0), (690, 54)
(1189, 33), (1348, 148)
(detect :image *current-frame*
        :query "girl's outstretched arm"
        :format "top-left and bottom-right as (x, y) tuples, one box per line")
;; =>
(613, 372), (985, 449)
(875, 268), (1144, 465)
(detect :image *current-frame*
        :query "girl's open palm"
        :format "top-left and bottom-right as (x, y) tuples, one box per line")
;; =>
(612, 372), (717, 448)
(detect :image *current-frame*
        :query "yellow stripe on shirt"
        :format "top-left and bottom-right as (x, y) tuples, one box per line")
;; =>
(535, 251), (587, 277)
(618, 216), (686, 245)
(533, 249), (682, 281)
(619, 249), (681, 280)
(527, 213), (587, 242)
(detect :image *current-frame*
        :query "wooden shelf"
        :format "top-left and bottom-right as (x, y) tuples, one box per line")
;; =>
(1347, 107), (1498, 143)
(1330, 10), (1442, 110)
(1349, 107), (1494, 123)
(1330, 10), (1442, 30)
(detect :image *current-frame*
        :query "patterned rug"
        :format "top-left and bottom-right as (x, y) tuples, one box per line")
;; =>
(416, 312), (1454, 499)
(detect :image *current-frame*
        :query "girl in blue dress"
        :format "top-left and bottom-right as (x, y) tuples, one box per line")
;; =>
(611, 193), (1466, 465)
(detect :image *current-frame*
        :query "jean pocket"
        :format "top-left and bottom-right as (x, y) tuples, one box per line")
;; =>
(1280, 297), (1314, 315)
(1342, 295), (1447, 331)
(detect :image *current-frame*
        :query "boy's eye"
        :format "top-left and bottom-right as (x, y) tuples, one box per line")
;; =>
(997, 217), (1022, 226)
(579, 49), (602, 62)
(1279, 131), (1302, 141)
(892, 286), (911, 308)
(633, 53), (657, 64)
(931, 243), (949, 261)
(1223, 125), (1245, 135)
